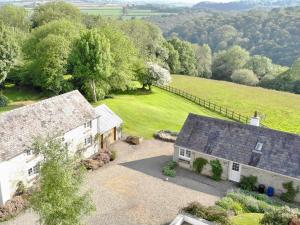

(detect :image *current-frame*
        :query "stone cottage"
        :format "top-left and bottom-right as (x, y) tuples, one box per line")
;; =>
(0, 91), (123, 205)
(174, 113), (300, 201)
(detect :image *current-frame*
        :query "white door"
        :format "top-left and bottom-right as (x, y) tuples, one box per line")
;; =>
(229, 162), (241, 182)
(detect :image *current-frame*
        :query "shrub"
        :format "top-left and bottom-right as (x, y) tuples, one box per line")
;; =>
(281, 181), (300, 203)
(231, 69), (259, 86)
(162, 161), (177, 177)
(239, 175), (258, 191)
(182, 202), (231, 225)
(216, 197), (245, 215)
(261, 206), (300, 225)
(192, 157), (208, 174)
(210, 159), (223, 181)
(0, 93), (9, 107)
(15, 181), (25, 196)
(110, 150), (117, 161)
(226, 191), (274, 213)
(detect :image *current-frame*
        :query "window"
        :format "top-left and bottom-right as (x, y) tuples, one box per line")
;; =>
(255, 142), (263, 152)
(26, 149), (33, 156)
(232, 162), (240, 172)
(84, 121), (92, 129)
(33, 163), (40, 174)
(179, 148), (191, 160)
(28, 168), (33, 176)
(84, 135), (93, 146)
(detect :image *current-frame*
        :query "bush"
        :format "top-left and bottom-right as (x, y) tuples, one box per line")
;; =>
(0, 93), (9, 107)
(281, 181), (300, 203)
(239, 175), (258, 191)
(15, 181), (25, 196)
(192, 157), (208, 174)
(182, 202), (231, 225)
(110, 150), (117, 161)
(231, 69), (259, 86)
(226, 191), (274, 213)
(210, 159), (223, 181)
(216, 197), (244, 215)
(261, 206), (300, 225)
(162, 161), (177, 177)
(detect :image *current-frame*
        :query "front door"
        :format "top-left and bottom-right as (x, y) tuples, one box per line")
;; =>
(229, 162), (241, 182)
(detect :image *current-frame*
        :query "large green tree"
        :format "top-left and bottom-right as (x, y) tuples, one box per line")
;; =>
(245, 55), (274, 80)
(168, 38), (197, 76)
(0, 5), (30, 31)
(30, 138), (95, 225)
(71, 30), (112, 102)
(98, 25), (139, 91)
(31, 1), (81, 27)
(212, 45), (250, 80)
(193, 44), (212, 78)
(24, 20), (81, 93)
(0, 24), (19, 85)
(164, 41), (180, 74)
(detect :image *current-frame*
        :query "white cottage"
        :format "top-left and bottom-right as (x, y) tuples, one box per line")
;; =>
(0, 91), (123, 205)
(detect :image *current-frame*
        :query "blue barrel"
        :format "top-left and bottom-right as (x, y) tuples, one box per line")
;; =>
(267, 186), (275, 197)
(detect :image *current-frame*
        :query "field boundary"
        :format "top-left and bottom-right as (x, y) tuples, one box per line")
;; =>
(155, 84), (256, 125)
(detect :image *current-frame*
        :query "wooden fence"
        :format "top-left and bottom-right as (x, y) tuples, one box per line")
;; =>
(155, 84), (251, 125)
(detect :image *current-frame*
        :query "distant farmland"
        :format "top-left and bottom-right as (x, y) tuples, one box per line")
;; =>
(80, 6), (174, 18)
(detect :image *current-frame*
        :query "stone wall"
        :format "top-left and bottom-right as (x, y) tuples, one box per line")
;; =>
(241, 165), (300, 202)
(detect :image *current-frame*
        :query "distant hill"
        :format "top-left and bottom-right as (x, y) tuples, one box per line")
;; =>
(193, 0), (300, 11)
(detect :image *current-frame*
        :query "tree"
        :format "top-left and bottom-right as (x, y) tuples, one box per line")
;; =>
(164, 41), (180, 74)
(0, 24), (19, 86)
(23, 20), (81, 93)
(71, 30), (112, 102)
(245, 55), (274, 80)
(31, 34), (70, 94)
(290, 58), (300, 81)
(30, 138), (95, 225)
(0, 4), (30, 31)
(212, 46), (250, 81)
(168, 38), (197, 76)
(31, 1), (81, 27)
(193, 44), (212, 78)
(98, 25), (139, 91)
(138, 62), (171, 90)
(231, 69), (259, 86)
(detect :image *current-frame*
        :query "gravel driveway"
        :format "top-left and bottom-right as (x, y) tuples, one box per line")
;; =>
(2, 140), (232, 225)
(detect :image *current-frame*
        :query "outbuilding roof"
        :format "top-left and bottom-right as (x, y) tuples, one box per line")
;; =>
(176, 113), (300, 179)
(0, 90), (96, 162)
(95, 104), (123, 133)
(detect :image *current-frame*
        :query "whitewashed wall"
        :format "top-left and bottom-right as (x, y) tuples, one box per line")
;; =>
(0, 117), (100, 205)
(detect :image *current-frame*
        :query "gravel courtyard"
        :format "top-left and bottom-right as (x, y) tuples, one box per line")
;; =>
(3, 140), (233, 225)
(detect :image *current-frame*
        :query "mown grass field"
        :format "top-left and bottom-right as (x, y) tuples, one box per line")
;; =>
(96, 88), (227, 138)
(170, 75), (300, 134)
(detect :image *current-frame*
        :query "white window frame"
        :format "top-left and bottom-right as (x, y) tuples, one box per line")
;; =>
(84, 121), (92, 129)
(28, 168), (33, 176)
(179, 148), (191, 161)
(84, 135), (93, 146)
(26, 149), (33, 156)
(254, 142), (263, 153)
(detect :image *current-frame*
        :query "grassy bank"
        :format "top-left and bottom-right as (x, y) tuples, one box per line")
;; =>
(170, 75), (300, 134)
(97, 88), (227, 138)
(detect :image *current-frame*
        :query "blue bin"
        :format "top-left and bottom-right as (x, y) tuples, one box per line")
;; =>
(267, 186), (275, 197)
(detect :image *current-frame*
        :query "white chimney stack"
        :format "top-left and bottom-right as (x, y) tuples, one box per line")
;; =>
(250, 111), (260, 126)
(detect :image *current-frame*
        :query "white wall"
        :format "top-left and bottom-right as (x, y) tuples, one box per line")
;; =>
(0, 117), (100, 205)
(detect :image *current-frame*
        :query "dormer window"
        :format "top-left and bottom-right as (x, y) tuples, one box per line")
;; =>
(255, 142), (263, 152)
(26, 149), (33, 156)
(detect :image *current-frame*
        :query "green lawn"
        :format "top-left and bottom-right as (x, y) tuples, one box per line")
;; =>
(96, 88), (227, 139)
(170, 75), (300, 134)
(231, 213), (263, 225)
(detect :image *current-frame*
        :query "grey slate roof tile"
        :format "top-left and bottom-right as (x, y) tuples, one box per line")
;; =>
(0, 90), (96, 162)
(176, 113), (300, 179)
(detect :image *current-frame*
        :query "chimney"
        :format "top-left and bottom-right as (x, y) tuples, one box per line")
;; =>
(250, 111), (260, 126)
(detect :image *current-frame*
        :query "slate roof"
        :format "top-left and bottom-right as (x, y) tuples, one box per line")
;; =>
(95, 104), (123, 133)
(0, 90), (96, 162)
(176, 113), (300, 179)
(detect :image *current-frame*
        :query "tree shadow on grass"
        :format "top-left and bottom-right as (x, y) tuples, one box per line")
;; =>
(110, 88), (153, 96)
(120, 155), (234, 198)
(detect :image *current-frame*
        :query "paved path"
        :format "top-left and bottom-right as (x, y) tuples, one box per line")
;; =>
(2, 140), (233, 225)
